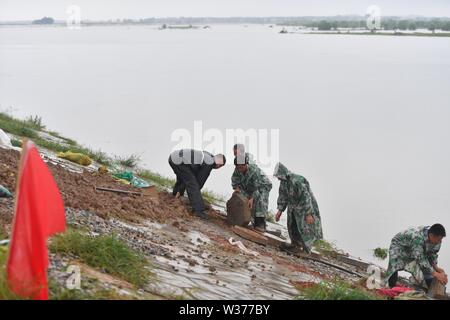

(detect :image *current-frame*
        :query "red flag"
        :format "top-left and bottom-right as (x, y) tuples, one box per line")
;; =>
(7, 140), (66, 300)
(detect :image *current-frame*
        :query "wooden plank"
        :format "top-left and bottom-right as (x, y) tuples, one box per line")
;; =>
(232, 225), (268, 246)
(94, 186), (142, 196)
(335, 254), (371, 270)
(281, 247), (365, 277)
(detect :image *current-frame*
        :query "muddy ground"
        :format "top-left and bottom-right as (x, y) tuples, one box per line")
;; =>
(0, 148), (190, 224)
(0, 147), (372, 300)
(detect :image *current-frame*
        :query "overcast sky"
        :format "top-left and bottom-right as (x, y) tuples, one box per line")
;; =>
(1, 0), (449, 21)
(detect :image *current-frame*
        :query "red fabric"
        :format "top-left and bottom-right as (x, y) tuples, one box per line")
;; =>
(7, 141), (66, 300)
(377, 286), (413, 298)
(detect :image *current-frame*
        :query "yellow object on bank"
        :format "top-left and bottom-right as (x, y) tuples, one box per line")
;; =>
(57, 151), (93, 166)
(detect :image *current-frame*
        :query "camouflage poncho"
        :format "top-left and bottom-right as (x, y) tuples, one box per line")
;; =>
(274, 163), (323, 252)
(232, 162), (272, 219)
(385, 226), (440, 283)
(231, 152), (254, 189)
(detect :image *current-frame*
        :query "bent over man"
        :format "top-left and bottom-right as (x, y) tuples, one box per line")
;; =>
(233, 156), (272, 232)
(169, 149), (225, 220)
(385, 224), (447, 289)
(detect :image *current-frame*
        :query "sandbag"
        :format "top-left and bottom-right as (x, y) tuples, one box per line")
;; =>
(226, 192), (252, 227)
(57, 151), (93, 166)
(0, 129), (12, 148)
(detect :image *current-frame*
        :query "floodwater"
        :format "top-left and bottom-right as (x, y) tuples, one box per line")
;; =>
(1, 24), (449, 273)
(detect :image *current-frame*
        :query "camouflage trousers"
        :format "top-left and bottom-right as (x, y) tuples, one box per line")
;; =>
(287, 205), (323, 253)
(385, 244), (433, 287)
(241, 187), (271, 219)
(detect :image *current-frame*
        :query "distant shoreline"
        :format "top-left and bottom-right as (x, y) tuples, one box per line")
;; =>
(1, 23), (450, 38)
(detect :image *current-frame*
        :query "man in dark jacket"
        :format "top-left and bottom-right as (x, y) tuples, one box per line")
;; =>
(169, 149), (226, 219)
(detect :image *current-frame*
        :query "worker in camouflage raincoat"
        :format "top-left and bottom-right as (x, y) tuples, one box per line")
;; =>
(274, 163), (323, 253)
(385, 224), (447, 289)
(232, 156), (272, 232)
(231, 144), (254, 190)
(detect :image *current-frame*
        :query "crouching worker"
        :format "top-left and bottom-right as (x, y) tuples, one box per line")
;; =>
(385, 224), (448, 289)
(274, 163), (323, 253)
(169, 149), (226, 220)
(233, 156), (272, 232)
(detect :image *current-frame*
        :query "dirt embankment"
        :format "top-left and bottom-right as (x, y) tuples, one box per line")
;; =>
(0, 147), (191, 225)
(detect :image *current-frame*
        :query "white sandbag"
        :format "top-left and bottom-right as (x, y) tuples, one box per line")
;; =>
(0, 129), (12, 148)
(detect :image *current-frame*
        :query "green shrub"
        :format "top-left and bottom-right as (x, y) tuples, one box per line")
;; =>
(298, 280), (381, 300)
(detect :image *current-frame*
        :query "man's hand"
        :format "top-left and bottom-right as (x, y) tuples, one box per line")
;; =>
(305, 214), (315, 225)
(434, 266), (445, 274)
(275, 210), (283, 222)
(433, 271), (448, 285)
(248, 197), (254, 209)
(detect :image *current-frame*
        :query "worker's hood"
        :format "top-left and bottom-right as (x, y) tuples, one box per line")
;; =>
(273, 162), (290, 180)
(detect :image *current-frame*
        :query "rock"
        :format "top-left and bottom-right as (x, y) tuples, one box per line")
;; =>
(428, 278), (447, 299)
(226, 193), (252, 226)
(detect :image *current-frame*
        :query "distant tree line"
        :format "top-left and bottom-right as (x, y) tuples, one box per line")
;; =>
(32, 17), (55, 25)
(15, 16), (450, 31)
(282, 18), (450, 31)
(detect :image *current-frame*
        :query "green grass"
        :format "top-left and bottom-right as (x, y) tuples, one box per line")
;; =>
(0, 246), (24, 300)
(0, 112), (38, 139)
(47, 131), (77, 146)
(297, 280), (381, 300)
(136, 169), (175, 189)
(373, 247), (388, 260)
(24, 115), (46, 130)
(202, 190), (225, 205)
(313, 239), (343, 257)
(117, 154), (141, 169)
(50, 229), (151, 288)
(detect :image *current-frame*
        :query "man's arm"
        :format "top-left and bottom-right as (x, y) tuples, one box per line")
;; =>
(231, 169), (240, 190)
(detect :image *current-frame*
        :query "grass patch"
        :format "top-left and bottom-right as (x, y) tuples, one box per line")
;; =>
(202, 190), (225, 205)
(0, 112), (38, 139)
(0, 246), (24, 300)
(137, 169), (175, 189)
(373, 247), (388, 260)
(117, 154), (141, 169)
(297, 280), (381, 300)
(47, 131), (77, 146)
(313, 239), (344, 257)
(24, 115), (46, 130)
(50, 229), (150, 288)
